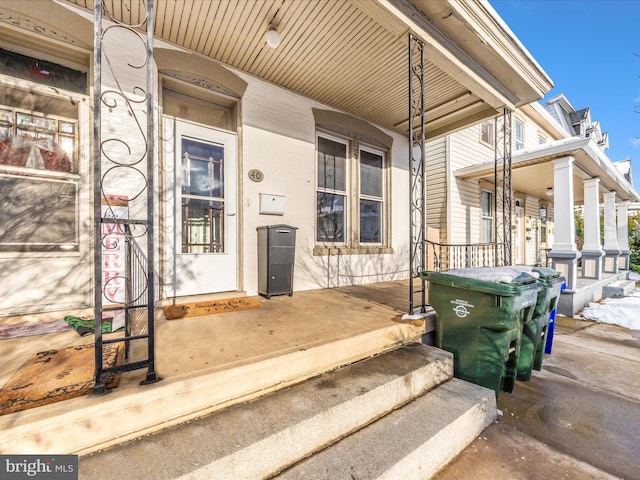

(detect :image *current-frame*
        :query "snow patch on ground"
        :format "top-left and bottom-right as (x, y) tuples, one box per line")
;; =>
(579, 280), (640, 330)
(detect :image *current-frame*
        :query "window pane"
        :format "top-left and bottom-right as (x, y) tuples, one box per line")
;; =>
(0, 176), (77, 251)
(317, 136), (346, 192)
(481, 191), (492, 217)
(481, 121), (494, 145)
(360, 149), (383, 198)
(0, 47), (87, 94)
(360, 199), (381, 243)
(515, 120), (524, 150)
(482, 218), (493, 242)
(317, 192), (344, 242)
(182, 138), (224, 198)
(182, 198), (224, 253)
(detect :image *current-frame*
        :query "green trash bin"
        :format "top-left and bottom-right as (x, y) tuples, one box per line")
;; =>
(421, 267), (541, 397)
(515, 267), (565, 381)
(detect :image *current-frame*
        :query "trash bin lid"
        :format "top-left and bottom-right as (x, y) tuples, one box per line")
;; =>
(532, 267), (563, 279)
(421, 267), (539, 297)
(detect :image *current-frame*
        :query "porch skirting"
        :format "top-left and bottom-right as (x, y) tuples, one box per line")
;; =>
(557, 271), (629, 316)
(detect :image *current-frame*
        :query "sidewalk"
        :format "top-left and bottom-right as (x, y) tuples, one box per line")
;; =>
(434, 315), (640, 479)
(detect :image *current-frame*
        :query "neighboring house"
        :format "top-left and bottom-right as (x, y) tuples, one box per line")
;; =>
(430, 93), (640, 315)
(0, 0), (553, 317)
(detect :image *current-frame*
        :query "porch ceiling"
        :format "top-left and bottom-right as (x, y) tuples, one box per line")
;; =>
(38, 0), (552, 140)
(455, 137), (640, 204)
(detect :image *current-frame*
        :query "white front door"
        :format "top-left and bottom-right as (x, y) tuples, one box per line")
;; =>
(163, 117), (237, 297)
(514, 205), (525, 264)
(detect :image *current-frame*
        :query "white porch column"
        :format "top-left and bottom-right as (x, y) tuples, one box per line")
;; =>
(617, 201), (631, 270)
(602, 192), (620, 273)
(581, 178), (604, 279)
(548, 156), (580, 291)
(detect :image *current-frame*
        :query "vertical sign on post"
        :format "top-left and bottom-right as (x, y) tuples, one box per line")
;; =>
(101, 195), (128, 306)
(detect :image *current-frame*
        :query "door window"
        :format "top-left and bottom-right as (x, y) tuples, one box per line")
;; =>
(181, 138), (225, 253)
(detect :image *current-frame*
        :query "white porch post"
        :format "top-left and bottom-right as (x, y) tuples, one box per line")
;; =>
(581, 178), (604, 279)
(548, 156), (580, 290)
(617, 201), (630, 270)
(602, 192), (620, 273)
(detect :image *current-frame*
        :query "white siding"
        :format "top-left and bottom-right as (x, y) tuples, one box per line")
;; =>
(447, 126), (493, 244)
(237, 72), (411, 293)
(426, 137), (447, 241)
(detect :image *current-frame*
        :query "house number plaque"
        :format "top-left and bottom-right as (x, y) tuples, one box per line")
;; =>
(248, 169), (264, 182)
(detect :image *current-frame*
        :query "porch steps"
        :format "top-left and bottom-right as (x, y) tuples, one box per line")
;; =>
(275, 378), (496, 480)
(602, 280), (636, 299)
(78, 344), (496, 479)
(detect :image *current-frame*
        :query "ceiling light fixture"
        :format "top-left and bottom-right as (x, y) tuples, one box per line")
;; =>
(265, 25), (282, 48)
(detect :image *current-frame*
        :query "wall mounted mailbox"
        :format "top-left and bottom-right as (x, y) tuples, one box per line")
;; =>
(259, 193), (285, 215)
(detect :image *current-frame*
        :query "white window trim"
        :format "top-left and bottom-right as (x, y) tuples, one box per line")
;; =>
(358, 144), (386, 247)
(479, 120), (495, 147)
(316, 132), (350, 247)
(481, 189), (494, 243)
(0, 78), (89, 257)
(514, 118), (525, 151)
(314, 130), (391, 254)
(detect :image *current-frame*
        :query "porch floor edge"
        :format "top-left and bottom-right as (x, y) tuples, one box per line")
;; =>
(0, 320), (424, 456)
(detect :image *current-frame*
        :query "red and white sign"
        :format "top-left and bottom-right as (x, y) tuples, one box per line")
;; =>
(101, 195), (128, 305)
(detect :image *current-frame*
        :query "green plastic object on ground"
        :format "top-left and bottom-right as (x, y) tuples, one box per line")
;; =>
(515, 267), (565, 381)
(421, 267), (541, 397)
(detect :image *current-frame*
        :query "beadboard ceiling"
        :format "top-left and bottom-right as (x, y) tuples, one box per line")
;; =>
(2, 0), (551, 139)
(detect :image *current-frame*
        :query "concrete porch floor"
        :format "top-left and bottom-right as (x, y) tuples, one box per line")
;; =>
(0, 280), (426, 455)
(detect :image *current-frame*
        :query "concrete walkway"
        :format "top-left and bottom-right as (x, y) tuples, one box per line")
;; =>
(435, 315), (640, 480)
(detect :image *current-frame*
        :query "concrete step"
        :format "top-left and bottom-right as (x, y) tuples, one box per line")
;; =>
(78, 343), (454, 479)
(602, 280), (636, 299)
(1, 318), (424, 455)
(276, 378), (496, 479)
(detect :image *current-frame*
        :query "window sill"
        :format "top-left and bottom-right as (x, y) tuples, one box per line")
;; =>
(313, 246), (393, 256)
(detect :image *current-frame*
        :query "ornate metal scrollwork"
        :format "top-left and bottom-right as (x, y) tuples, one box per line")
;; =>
(93, 0), (158, 393)
(408, 34), (427, 314)
(494, 108), (513, 266)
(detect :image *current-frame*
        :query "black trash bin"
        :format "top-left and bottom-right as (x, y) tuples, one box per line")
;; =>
(257, 225), (297, 299)
(421, 267), (541, 397)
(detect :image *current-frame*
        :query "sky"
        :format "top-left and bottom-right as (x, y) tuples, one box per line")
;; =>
(490, 0), (640, 187)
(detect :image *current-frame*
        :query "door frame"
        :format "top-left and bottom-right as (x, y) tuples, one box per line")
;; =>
(161, 116), (239, 298)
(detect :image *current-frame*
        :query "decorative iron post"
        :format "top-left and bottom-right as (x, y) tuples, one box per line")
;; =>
(494, 107), (513, 266)
(93, 0), (159, 394)
(408, 34), (427, 314)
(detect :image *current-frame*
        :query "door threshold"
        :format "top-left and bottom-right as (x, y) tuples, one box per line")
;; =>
(161, 291), (248, 307)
